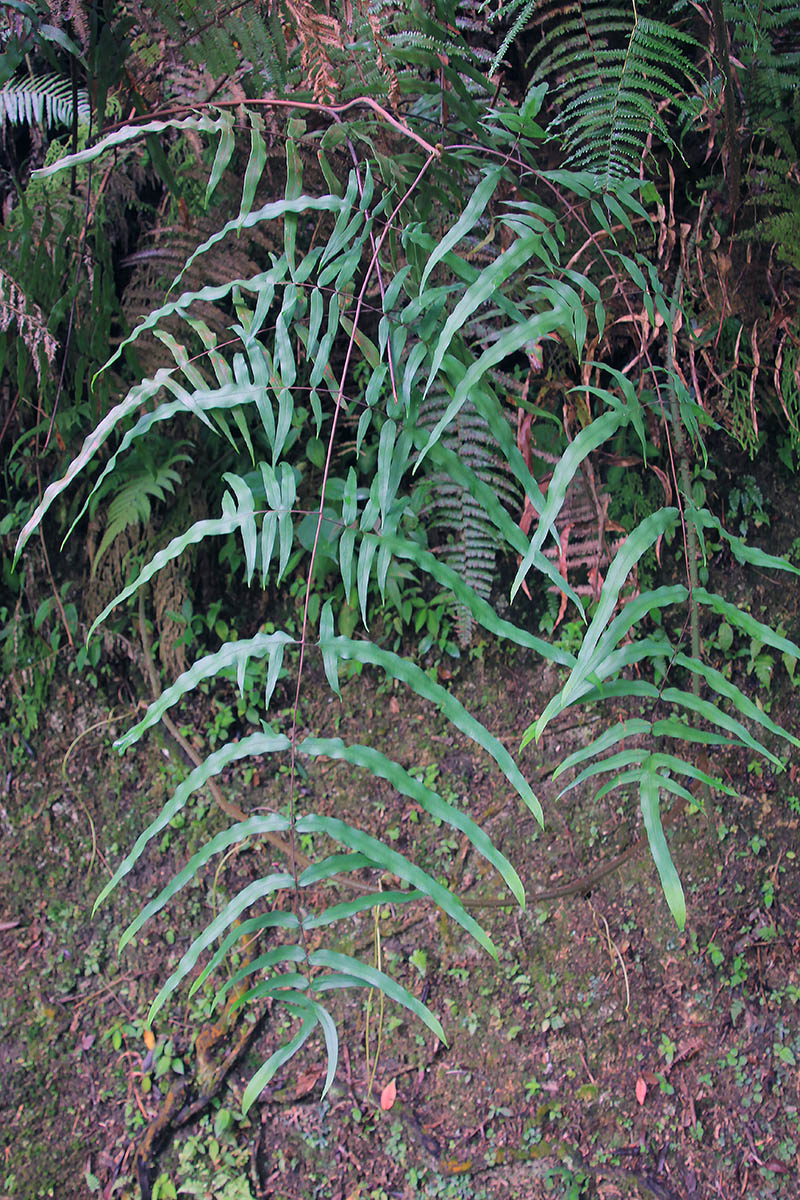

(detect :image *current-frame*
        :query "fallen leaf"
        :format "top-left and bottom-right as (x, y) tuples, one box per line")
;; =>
(295, 1068), (321, 1098)
(143, 1028), (156, 1051)
(635, 1076), (647, 1106)
(380, 1078), (397, 1110)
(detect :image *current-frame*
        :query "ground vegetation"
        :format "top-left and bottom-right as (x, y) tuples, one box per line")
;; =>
(2, 2), (800, 1197)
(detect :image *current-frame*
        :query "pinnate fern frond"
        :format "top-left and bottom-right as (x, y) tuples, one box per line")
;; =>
(725, 0), (800, 124)
(89, 446), (191, 576)
(420, 384), (520, 644)
(484, 0), (538, 73)
(0, 72), (90, 128)
(515, 1), (698, 186)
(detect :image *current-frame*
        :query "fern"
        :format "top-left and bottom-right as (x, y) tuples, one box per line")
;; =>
(142, 0), (409, 102)
(419, 384), (520, 645)
(492, 0), (699, 186)
(12, 104), (594, 1101)
(725, 0), (800, 133)
(88, 444), (192, 576)
(483, 0), (538, 73)
(0, 71), (90, 128)
(13, 52), (800, 1119)
(145, 0), (291, 87)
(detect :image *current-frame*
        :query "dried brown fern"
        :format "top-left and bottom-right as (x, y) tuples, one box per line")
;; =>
(0, 269), (58, 386)
(283, 0), (342, 102)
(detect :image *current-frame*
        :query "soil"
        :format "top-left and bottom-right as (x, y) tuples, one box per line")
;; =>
(2, 477), (800, 1200)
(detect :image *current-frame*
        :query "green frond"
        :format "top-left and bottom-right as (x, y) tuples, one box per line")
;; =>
(725, 0), (800, 130)
(484, 0), (538, 73)
(151, 1), (290, 86)
(521, 1), (699, 185)
(89, 445), (192, 576)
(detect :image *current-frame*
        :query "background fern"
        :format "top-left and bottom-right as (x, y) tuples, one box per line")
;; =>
(725, 0), (800, 136)
(0, 70), (90, 128)
(141, 0), (290, 87)
(419, 384), (520, 645)
(490, 0), (699, 186)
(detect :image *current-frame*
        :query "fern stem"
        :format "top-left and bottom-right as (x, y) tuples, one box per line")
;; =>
(287, 150), (439, 914)
(709, 0), (741, 210)
(102, 95), (441, 159)
(665, 225), (721, 861)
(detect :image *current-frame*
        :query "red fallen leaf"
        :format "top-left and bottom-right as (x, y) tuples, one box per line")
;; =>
(636, 1077), (647, 1106)
(295, 1068), (321, 1098)
(380, 1079), (397, 1110)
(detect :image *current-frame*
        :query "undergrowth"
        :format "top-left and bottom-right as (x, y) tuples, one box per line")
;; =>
(10, 0), (800, 1132)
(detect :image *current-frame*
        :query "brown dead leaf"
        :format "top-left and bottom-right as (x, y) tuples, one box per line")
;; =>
(295, 1068), (322, 1099)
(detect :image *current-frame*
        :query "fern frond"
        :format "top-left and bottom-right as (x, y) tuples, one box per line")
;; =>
(420, 385), (519, 645)
(0, 72), (90, 128)
(18, 79), (800, 1116)
(483, 0), (538, 73)
(149, 0), (290, 87)
(526, 1), (698, 186)
(89, 445), (191, 576)
(725, 0), (800, 128)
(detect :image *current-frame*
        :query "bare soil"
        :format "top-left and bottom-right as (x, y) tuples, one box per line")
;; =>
(2, 602), (799, 1200)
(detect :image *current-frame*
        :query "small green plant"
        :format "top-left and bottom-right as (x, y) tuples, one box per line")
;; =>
(773, 1042), (796, 1067)
(707, 941), (725, 969)
(727, 475), (769, 538)
(0, 583), (78, 764)
(658, 1032), (677, 1065)
(544, 1160), (591, 1199)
